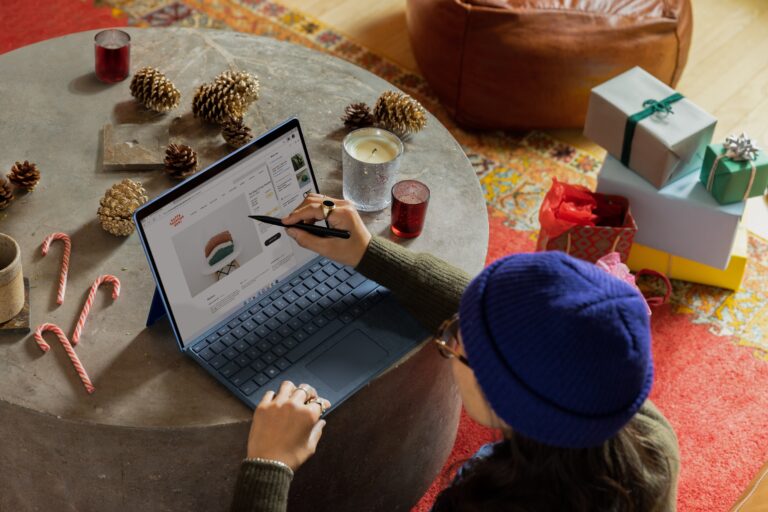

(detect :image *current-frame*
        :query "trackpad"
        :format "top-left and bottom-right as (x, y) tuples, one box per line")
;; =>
(307, 330), (388, 391)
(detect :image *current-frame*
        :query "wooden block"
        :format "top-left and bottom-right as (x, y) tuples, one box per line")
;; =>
(0, 278), (30, 334)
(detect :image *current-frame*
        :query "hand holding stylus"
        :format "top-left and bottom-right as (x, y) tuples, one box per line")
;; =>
(281, 194), (372, 267)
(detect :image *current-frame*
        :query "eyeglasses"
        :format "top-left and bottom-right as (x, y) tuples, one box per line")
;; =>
(433, 313), (470, 367)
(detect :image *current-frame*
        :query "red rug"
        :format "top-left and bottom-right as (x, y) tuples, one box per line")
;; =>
(4, 2), (768, 510)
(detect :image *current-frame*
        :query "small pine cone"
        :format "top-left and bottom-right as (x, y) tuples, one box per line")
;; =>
(341, 102), (374, 129)
(8, 160), (41, 191)
(129, 66), (181, 113)
(97, 179), (148, 236)
(0, 176), (14, 210)
(193, 70), (259, 125)
(373, 91), (428, 139)
(222, 120), (254, 148)
(164, 143), (198, 179)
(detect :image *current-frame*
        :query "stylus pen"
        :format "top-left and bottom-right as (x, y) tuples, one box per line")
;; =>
(249, 215), (351, 239)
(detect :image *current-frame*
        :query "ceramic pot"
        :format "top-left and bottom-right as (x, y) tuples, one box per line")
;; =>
(0, 233), (24, 324)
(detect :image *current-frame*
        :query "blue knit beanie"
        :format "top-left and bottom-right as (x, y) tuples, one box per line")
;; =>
(458, 251), (653, 449)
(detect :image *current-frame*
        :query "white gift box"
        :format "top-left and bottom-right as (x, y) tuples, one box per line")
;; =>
(584, 67), (716, 189)
(596, 156), (744, 270)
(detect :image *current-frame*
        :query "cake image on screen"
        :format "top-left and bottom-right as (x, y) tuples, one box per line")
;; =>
(204, 231), (240, 280)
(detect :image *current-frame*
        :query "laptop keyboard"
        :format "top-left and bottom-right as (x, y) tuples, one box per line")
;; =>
(190, 258), (386, 398)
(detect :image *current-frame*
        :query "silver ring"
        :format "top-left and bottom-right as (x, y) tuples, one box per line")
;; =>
(321, 200), (335, 220)
(309, 398), (328, 415)
(294, 385), (313, 400)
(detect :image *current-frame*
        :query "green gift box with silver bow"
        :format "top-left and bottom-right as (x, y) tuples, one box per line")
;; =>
(700, 134), (768, 205)
(584, 67), (716, 189)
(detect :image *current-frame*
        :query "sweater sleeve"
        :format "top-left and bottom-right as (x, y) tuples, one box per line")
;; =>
(355, 236), (473, 332)
(230, 460), (293, 512)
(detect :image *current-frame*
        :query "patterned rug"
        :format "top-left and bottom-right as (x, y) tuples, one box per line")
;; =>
(3, 1), (768, 510)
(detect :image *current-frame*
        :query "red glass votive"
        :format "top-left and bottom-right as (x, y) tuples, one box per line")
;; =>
(391, 180), (430, 239)
(94, 29), (130, 83)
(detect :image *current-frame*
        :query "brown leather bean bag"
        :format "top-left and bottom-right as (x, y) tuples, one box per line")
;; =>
(405, 0), (692, 129)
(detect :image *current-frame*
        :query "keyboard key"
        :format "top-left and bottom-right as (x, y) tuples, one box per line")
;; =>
(259, 298), (271, 308)
(304, 324), (319, 335)
(234, 340), (248, 353)
(227, 319), (240, 329)
(283, 337), (298, 349)
(210, 354), (228, 369)
(257, 340), (271, 352)
(192, 341), (209, 353)
(319, 258), (330, 266)
(265, 366), (280, 379)
(347, 273), (366, 288)
(221, 333), (237, 346)
(294, 284), (309, 296)
(263, 305), (279, 317)
(284, 292), (299, 303)
(350, 306), (364, 318)
(256, 326), (270, 338)
(316, 284), (331, 296)
(330, 262), (343, 270)
(340, 313), (354, 323)
(235, 354), (251, 367)
(304, 276), (319, 288)
(231, 367), (256, 387)
(217, 327), (230, 336)
(296, 297), (311, 309)
(245, 332), (259, 345)
(251, 359), (267, 372)
(352, 280), (378, 300)
(288, 318), (303, 331)
(300, 270), (311, 279)
(332, 302), (347, 314)
(252, 313), (267, 324)
(326, 277), (342, 289)
(249, 305), (261, 315)
(238, 312), (250, 322)
(306, 290), (321, 302)
(290, 277), (302, 286)
(245, 348), (261, 360)
(242, 320), (257, 331)
(266, 318), (281, 331)
(273, 298), (289, 310)
(280, 284), (292, 294)
(360, 298), (374, 311)
(298, 311), (313, 323)
(286, 304), (301, 316)
(336, 268), (352, 280)
(209, 341), (225, 353)
(276, 311), (291, 323)
(270, 291), (282, 301)
(221, 361), (240, 377)
(278, 325), (293, 337)
(206, 334), (218, 343)
(318, 297), (333, 309)
(232, 327), (247, 339)
(223, 347), (239, 360)
(308, 304), (323, 316)
(293, 331), (308, 343)
(261, 352), (277, 364)
(338, 283), (353, 295)
(286, 319), (343, 363)
(316, 267), (331, 280)
(254, 373), (270, 386)
(313, 316), (329, 328)
(310, 263), (322, 273)
(323, 309), (338, 320)
(272, 344), (288, 357)
(240, 381), (258, 396)
(328, 290), (343, 302)
(276, 358), (291, 371)
(199, 347), (215, 361)
(342, 295), (357, 306)
(268, 332), (283, 345)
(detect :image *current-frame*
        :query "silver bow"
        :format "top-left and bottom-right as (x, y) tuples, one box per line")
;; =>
(724, 133), (760, 162)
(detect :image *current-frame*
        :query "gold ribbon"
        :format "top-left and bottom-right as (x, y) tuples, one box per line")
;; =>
(706, 148), (758, 201)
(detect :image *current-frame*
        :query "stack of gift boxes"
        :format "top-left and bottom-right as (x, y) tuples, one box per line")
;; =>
(581, 67), (768, 291)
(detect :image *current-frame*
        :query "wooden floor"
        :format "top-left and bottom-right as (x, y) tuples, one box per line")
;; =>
(281, 0), (768, 236)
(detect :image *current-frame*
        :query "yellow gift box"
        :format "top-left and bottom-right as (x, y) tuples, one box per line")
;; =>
(626, 225), (748, 290)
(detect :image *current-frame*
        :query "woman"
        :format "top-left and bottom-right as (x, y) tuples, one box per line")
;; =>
(230, 194), (680, 512)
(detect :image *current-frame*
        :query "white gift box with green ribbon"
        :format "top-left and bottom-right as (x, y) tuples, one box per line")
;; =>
(584, 67), (716, 189)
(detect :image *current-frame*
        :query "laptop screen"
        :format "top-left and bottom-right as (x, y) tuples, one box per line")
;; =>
(137, 121), (319, 346)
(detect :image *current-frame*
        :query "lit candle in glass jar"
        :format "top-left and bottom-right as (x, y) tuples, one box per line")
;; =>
(342, 128), (404, 211)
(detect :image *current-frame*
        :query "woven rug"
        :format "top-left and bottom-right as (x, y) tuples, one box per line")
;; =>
(3, 1), (768, 510)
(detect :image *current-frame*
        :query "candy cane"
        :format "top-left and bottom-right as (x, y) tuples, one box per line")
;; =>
(41, 232), (71, 305)
(34, 323), (95, 394)
(71, 274), (121, 346)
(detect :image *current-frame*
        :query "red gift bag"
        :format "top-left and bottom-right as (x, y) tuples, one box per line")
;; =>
(536, 179), (637, 263)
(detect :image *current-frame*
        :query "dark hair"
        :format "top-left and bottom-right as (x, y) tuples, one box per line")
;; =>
(432, 415), (672, 512)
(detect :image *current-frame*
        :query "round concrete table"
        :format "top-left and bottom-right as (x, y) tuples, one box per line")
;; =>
(0, 28), (488, 512)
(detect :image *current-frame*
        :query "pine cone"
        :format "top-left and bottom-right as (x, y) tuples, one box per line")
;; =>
(222, 120), (254, 148)
(193, 70), (259, 125)
(130, 67), (181, 113)
(373, 91), (428, 139)
(7, 160), (41, 191)
(164, 143), (198, 179)
(0, 176), (14, 210)
(341, 102), (374, 129)
(97, 179), (148, 236)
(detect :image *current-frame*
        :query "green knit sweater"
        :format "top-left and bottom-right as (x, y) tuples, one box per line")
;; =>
(229, 236), (680, 512)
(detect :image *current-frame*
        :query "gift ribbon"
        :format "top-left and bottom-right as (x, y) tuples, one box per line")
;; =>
(621, 93), (685, 167)
(705, 149), (758, 201)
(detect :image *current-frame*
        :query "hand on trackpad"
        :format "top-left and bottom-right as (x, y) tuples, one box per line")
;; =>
(307, 330), (388, 392)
